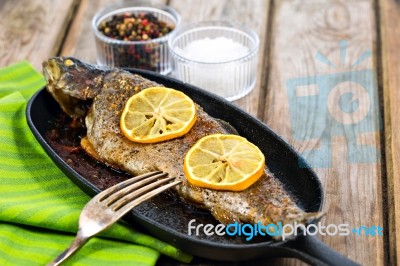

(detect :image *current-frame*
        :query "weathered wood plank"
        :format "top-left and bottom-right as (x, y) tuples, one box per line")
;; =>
(169, 0), (270, 118)
(379, 0), (400, 264)
(263, 1), (383, 265)
(167, 2), (307, 265)
(60, 0), (168, 63)
(61, 0), (269, 118)
(0, 0), (78, 70)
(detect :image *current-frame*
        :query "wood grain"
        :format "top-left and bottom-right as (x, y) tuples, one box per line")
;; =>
(379, 0), (400, 264)
(60, 0), (168, 63)
(0, 0), (78, 70)
(50, 0), (388, 265)
(263, 1), (383, 265)
(167, 0), (271, 118)
(61, 0), (270, 118)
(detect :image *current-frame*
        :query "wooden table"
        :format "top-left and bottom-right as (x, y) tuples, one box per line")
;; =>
(1, 0), (399, 265)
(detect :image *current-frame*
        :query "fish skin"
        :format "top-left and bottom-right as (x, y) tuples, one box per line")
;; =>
(43, 57), (108, 117)
(43, 57), (322, 239)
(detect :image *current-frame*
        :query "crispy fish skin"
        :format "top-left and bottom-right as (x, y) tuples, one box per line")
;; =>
(43, 57), (322, 238)
(43, 57), (109, 117)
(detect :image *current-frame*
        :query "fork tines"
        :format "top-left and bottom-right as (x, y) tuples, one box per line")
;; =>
(95, 171), (181, 212)
(47, 171), (181, 266)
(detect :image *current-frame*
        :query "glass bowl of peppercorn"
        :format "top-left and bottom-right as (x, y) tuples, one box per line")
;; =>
(92, 1), (180, 74)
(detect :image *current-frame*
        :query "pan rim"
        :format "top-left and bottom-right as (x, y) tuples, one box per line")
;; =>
(25, 69), (324, 259)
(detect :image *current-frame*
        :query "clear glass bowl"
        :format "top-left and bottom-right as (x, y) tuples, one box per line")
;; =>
(168, 21), (259, 101)
(92, 1), (180, 74)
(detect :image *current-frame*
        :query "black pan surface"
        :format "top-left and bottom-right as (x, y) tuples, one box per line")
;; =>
(26, 69), (358, 266)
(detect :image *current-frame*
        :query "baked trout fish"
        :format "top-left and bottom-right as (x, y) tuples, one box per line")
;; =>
(43, 57), (322, 238)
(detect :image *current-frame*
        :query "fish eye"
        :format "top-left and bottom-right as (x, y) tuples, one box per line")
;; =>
(64, 59), (74, 67)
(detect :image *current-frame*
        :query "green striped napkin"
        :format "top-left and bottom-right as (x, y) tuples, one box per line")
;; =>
(0, 61), (192, 265)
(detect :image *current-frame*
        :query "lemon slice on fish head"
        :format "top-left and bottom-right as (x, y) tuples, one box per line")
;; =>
(184, 134), (265, 191)
(120, 87), (197, 143)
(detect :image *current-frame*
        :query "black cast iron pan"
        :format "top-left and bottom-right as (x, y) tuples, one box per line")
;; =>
(26, 68), (358, 266)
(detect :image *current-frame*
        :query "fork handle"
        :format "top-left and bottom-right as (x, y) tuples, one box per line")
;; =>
(47, 231), (89, 266)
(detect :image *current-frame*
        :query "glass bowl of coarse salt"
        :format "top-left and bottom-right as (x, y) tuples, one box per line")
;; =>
(168, 21), (259, 101)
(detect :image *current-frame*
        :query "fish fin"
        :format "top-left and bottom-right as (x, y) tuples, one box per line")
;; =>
(81, 136), (100, 160)
(210, 206), (241, 225)
(80, 137), (120, 170)
(304, 211), (326, 223)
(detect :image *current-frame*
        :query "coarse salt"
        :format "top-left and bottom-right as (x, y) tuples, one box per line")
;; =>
(175, 37), (249, 63)
(174, 36), (254, 99)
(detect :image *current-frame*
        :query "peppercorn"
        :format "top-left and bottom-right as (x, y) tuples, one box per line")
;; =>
(98, 12), (174, 41)
(97, 11), (174, 71)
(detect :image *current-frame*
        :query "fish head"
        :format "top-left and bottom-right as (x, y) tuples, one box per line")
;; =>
(43, 57), (105, 117)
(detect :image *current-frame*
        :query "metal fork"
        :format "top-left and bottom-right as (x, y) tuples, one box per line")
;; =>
(47, 171), (181, 266)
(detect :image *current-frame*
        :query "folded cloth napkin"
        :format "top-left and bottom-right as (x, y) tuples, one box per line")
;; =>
(0, 61), (192, 265)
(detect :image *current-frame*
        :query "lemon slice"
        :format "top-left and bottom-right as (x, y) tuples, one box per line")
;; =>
(120, 87), (196, 143)
(184, 134), (265, 191)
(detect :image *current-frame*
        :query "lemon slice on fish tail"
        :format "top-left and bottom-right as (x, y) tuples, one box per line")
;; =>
(184, 134), (265, 191)
(120, 87), (197, 143)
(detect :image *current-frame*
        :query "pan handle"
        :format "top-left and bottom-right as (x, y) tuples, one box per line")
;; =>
(283, 235), (360, 266)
